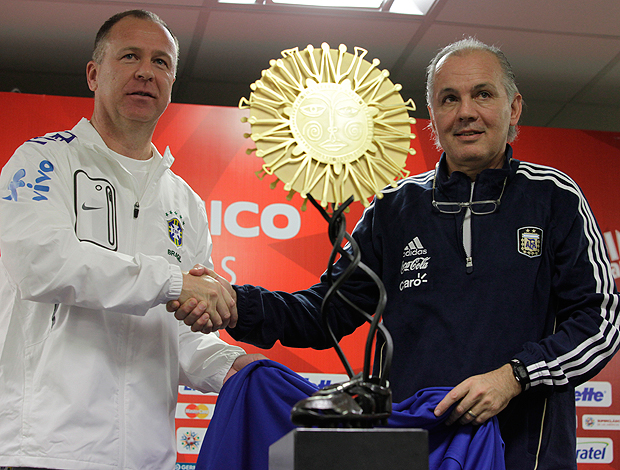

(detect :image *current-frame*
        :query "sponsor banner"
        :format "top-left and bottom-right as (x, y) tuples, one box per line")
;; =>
(175, 464), (196, 470)
(583, 415), (620, 431)
(178, 385), (217, 397)
(176, 403), (216, 420)
(576, 382), (613, 408)
(604, 230), (620, 281)
(298, 372), (350, 389)
(576, 438), (614, 464)
(177, 427), (207, 455)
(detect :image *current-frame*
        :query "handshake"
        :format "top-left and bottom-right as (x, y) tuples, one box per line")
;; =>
(166, 265), (237, 334)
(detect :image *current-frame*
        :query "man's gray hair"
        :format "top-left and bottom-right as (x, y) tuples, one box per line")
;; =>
(426, 37), (520, 143)
(92, 10), (179, 73)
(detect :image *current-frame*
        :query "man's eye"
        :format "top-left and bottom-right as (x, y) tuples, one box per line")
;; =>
(155, 59), (168, 67)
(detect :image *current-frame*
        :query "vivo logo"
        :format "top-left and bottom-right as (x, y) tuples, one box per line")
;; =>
(576, 438), (613, 463)
(575, 382), (612, 407)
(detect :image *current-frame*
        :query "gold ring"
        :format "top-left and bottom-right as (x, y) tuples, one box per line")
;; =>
(466, 410), (478, 419)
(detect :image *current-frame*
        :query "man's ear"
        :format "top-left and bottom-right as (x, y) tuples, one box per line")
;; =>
(86, 61), (98, 92)
(427, 105), (437, 133)
(510, 93), (523, 126)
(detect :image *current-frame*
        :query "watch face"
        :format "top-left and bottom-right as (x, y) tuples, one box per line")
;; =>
(512, 360), (529, 389)
(240, 43), (417, 208)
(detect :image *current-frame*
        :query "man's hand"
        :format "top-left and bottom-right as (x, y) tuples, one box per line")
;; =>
(191, 265), (236, 304)
(434, 363), (521, 426)
(166, 265), (237, 334)
(224, 353), (268, 383)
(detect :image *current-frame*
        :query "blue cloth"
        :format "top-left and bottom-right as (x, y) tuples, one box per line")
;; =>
(196, 360), (505, 470)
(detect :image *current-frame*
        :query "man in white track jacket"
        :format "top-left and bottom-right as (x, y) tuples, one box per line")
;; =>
(0, 10), (258, 470)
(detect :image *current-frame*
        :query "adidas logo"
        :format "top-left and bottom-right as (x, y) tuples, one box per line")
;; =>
(403, 237), (428, 257)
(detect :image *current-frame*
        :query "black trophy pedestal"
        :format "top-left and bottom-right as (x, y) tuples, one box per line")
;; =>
(269, 427), (428, 470)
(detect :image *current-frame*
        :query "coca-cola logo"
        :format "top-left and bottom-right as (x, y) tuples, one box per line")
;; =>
(401, 257), (430, 274)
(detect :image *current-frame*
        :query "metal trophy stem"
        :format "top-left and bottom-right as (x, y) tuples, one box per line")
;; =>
(290, 195), (394, 428)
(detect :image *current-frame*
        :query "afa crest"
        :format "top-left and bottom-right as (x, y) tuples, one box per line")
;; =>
(518, 227), (543, 258)
(168, 218), (183, 247)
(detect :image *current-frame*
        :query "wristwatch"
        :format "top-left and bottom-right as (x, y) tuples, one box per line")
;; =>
(510, 359), (530, 392)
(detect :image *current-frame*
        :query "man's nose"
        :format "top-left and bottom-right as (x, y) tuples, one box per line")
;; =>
(136, 63), (154, 81)
(457, 98), (478, 121)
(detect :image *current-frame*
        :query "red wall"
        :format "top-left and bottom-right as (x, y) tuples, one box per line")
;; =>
(2, 92), (619, 468)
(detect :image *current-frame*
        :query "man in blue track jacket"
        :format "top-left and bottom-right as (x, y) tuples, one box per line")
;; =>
(176, 38), (620, 469)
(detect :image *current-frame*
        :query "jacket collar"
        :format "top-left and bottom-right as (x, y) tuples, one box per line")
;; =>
(71, 118), (175, 171)
(434, 145), (516, 202)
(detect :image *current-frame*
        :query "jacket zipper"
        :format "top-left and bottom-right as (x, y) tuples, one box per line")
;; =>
(51, 303), (59, 329)
(463, 182), (474, 274)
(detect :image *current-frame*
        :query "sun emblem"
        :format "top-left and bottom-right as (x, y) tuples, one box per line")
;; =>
(239, 43), (416, 208)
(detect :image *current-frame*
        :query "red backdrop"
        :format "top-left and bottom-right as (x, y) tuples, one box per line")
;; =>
(1, 91), (619, 469)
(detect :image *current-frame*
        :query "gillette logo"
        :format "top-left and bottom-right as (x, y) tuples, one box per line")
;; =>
(575, 382), (612, 407)
(403, 237), (427, 257)
(576, 438), (613, 463)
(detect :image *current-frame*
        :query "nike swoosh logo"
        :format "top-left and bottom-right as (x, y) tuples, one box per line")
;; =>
(82, 202), (103, 211)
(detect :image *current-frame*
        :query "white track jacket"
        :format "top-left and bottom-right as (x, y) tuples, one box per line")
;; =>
(0, 119), (244, 470)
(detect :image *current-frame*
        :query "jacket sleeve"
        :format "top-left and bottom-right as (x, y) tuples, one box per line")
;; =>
(514, 174), (620, 391)
(178, 324), (245, 393)
(176, 186), (246, 393)
(0, 139), (183, 315)
(228, 205), (381, 350)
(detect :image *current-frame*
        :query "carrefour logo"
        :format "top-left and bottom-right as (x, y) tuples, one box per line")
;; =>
(576, 438), (613, 464)
(575, 382), (612, 407)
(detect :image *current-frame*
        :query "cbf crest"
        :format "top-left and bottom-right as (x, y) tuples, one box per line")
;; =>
(518, 227), (543, 258)
(166, 211), (184, 248)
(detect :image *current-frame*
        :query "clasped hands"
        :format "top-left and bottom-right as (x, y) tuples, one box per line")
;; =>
(166, 265), (236, 334)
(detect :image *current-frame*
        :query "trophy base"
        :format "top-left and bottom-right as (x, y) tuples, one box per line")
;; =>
(269, 427), (428, 470)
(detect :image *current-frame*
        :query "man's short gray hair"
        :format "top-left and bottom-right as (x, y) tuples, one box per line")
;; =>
(426, 37), (520, 143)
(92, 10), (179, 74)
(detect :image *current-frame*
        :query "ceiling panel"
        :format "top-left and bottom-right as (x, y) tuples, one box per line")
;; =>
(575, 56), (620, 106)
(435, 0), (620, 37)
(0, 0), (619, 132)
(396, 22), (620, 128)
(548, 102), (620, 132)
(1, 0), (107, 73)
(192, 9), (422, 82)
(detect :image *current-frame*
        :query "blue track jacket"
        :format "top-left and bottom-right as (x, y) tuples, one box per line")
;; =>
(196, 360), (505, 470)
(229, 147), (620, 469)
